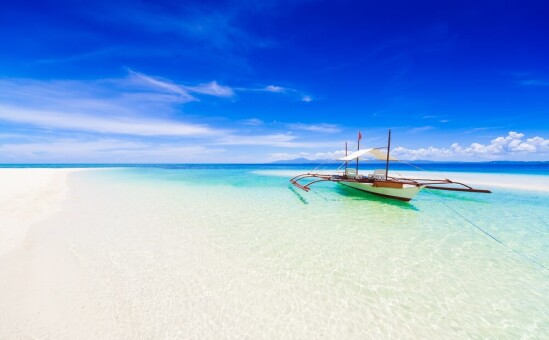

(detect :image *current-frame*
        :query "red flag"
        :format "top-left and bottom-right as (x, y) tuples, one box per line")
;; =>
(358, 131), (362, 141)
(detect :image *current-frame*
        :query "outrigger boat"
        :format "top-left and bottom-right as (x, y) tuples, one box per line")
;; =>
(290, 129), (491, 201)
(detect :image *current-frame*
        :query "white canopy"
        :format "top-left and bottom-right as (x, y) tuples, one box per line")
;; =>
(338, 148), (398, 161)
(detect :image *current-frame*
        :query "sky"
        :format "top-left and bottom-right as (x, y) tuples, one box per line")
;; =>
(0, 0), (548, 163)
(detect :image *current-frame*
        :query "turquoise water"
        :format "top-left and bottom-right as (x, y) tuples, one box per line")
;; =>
(1, 161), (549, 175)
(107, 167), (549, 266)
(41, 166), (546, 338)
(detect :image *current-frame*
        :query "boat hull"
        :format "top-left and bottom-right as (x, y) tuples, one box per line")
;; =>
(339, 181), (422, 201)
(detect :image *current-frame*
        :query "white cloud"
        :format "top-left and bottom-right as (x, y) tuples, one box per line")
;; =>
(236, 84), (312, 102)
(270, 150), (346, 161)
(264, 85), (286, 93)
(0, 73), (238, 138)
(287, 123), (341, 134)
(129, 71), (314, 102)
(127, 70), (234, 98)
(184, 81), (234, 97)
(0, 73), (324, 162)
(422, 116), (449, 123)
(216, 133), (295, 145)
(392, 131), (549, 160)
(214, 134), (338, 148)
(241, 118), (264, 126)
(127, 70), (195, 99)
(409, 126), (434, 133)
(0, 105), (220, 137)
(0, 133), (31, 139)
(0, 138), (225, 163)
(0, 73), (227, 120)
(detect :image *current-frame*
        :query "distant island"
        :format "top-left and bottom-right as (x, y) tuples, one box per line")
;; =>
(271, 158), (438, 164)
(269, 158), (549, 165)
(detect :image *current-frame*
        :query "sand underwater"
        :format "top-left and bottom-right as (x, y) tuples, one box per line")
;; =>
(0, 166), (547, 338)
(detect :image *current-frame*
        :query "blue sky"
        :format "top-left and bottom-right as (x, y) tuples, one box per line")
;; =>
(0, 0), (547, 162)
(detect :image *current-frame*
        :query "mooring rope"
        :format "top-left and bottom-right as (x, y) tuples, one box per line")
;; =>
(297, 151), (546, 271)
(309, 158), (338, 174)
(425, 188), (547, 271)
(397, 159), (452, 182)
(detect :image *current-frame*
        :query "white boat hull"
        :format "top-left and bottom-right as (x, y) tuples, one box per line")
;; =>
(339, 181), (422, 201)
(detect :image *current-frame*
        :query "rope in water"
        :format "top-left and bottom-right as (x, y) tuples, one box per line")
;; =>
(301, 152), (546, 271)
(399, 160), (546, 270)
(425, 188), (548, 271)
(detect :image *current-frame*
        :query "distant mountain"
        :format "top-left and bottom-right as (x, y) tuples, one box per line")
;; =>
(269, 158), (440, 164)
(485, 160), (549, 164)
(269, 158), (324, 164)
(269, 158), (549, 165)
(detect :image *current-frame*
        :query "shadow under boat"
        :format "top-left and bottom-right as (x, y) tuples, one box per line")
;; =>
(289, 180), (418, 210)
(334, 184), (420, 210)
(289, 185), (309, 204)
(423, 186), (492, 203)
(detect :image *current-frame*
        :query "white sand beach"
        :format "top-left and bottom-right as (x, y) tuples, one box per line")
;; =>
(0, 169), (80, 256)
(0, 168), (92, 338)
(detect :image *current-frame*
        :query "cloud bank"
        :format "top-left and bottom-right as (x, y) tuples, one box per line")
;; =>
(270, 132), (548, 162)
(287, 123), (341, 134)
(0, 105), (219, 137)
(0, 138), (225, 163)
(392, 132), (548, 160)
(0, 71), (331, 162)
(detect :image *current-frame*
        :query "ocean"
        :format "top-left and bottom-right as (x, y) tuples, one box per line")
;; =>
(1, 163), (548, 338)
(1, 161), (549, 175)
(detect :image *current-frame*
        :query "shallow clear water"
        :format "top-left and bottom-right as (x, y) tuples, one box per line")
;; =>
(6, 167), (549, 338)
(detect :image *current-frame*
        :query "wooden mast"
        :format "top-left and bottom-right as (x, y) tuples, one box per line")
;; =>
(356, 132), (360, 174)
(344, 141), (348, 172)
(385, 129), (391, 179)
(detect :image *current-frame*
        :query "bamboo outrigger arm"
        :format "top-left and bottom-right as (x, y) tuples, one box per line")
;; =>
(290, 173), (492, 194)
(423, 183), (492, 193)
(385, 176), (492, 193)
(290, 173), (337, 192)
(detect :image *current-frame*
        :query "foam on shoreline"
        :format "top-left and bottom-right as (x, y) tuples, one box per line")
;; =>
(0, 169), (82, 255)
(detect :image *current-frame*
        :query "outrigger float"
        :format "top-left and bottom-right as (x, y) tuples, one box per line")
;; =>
(290, 129), (491, 201)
